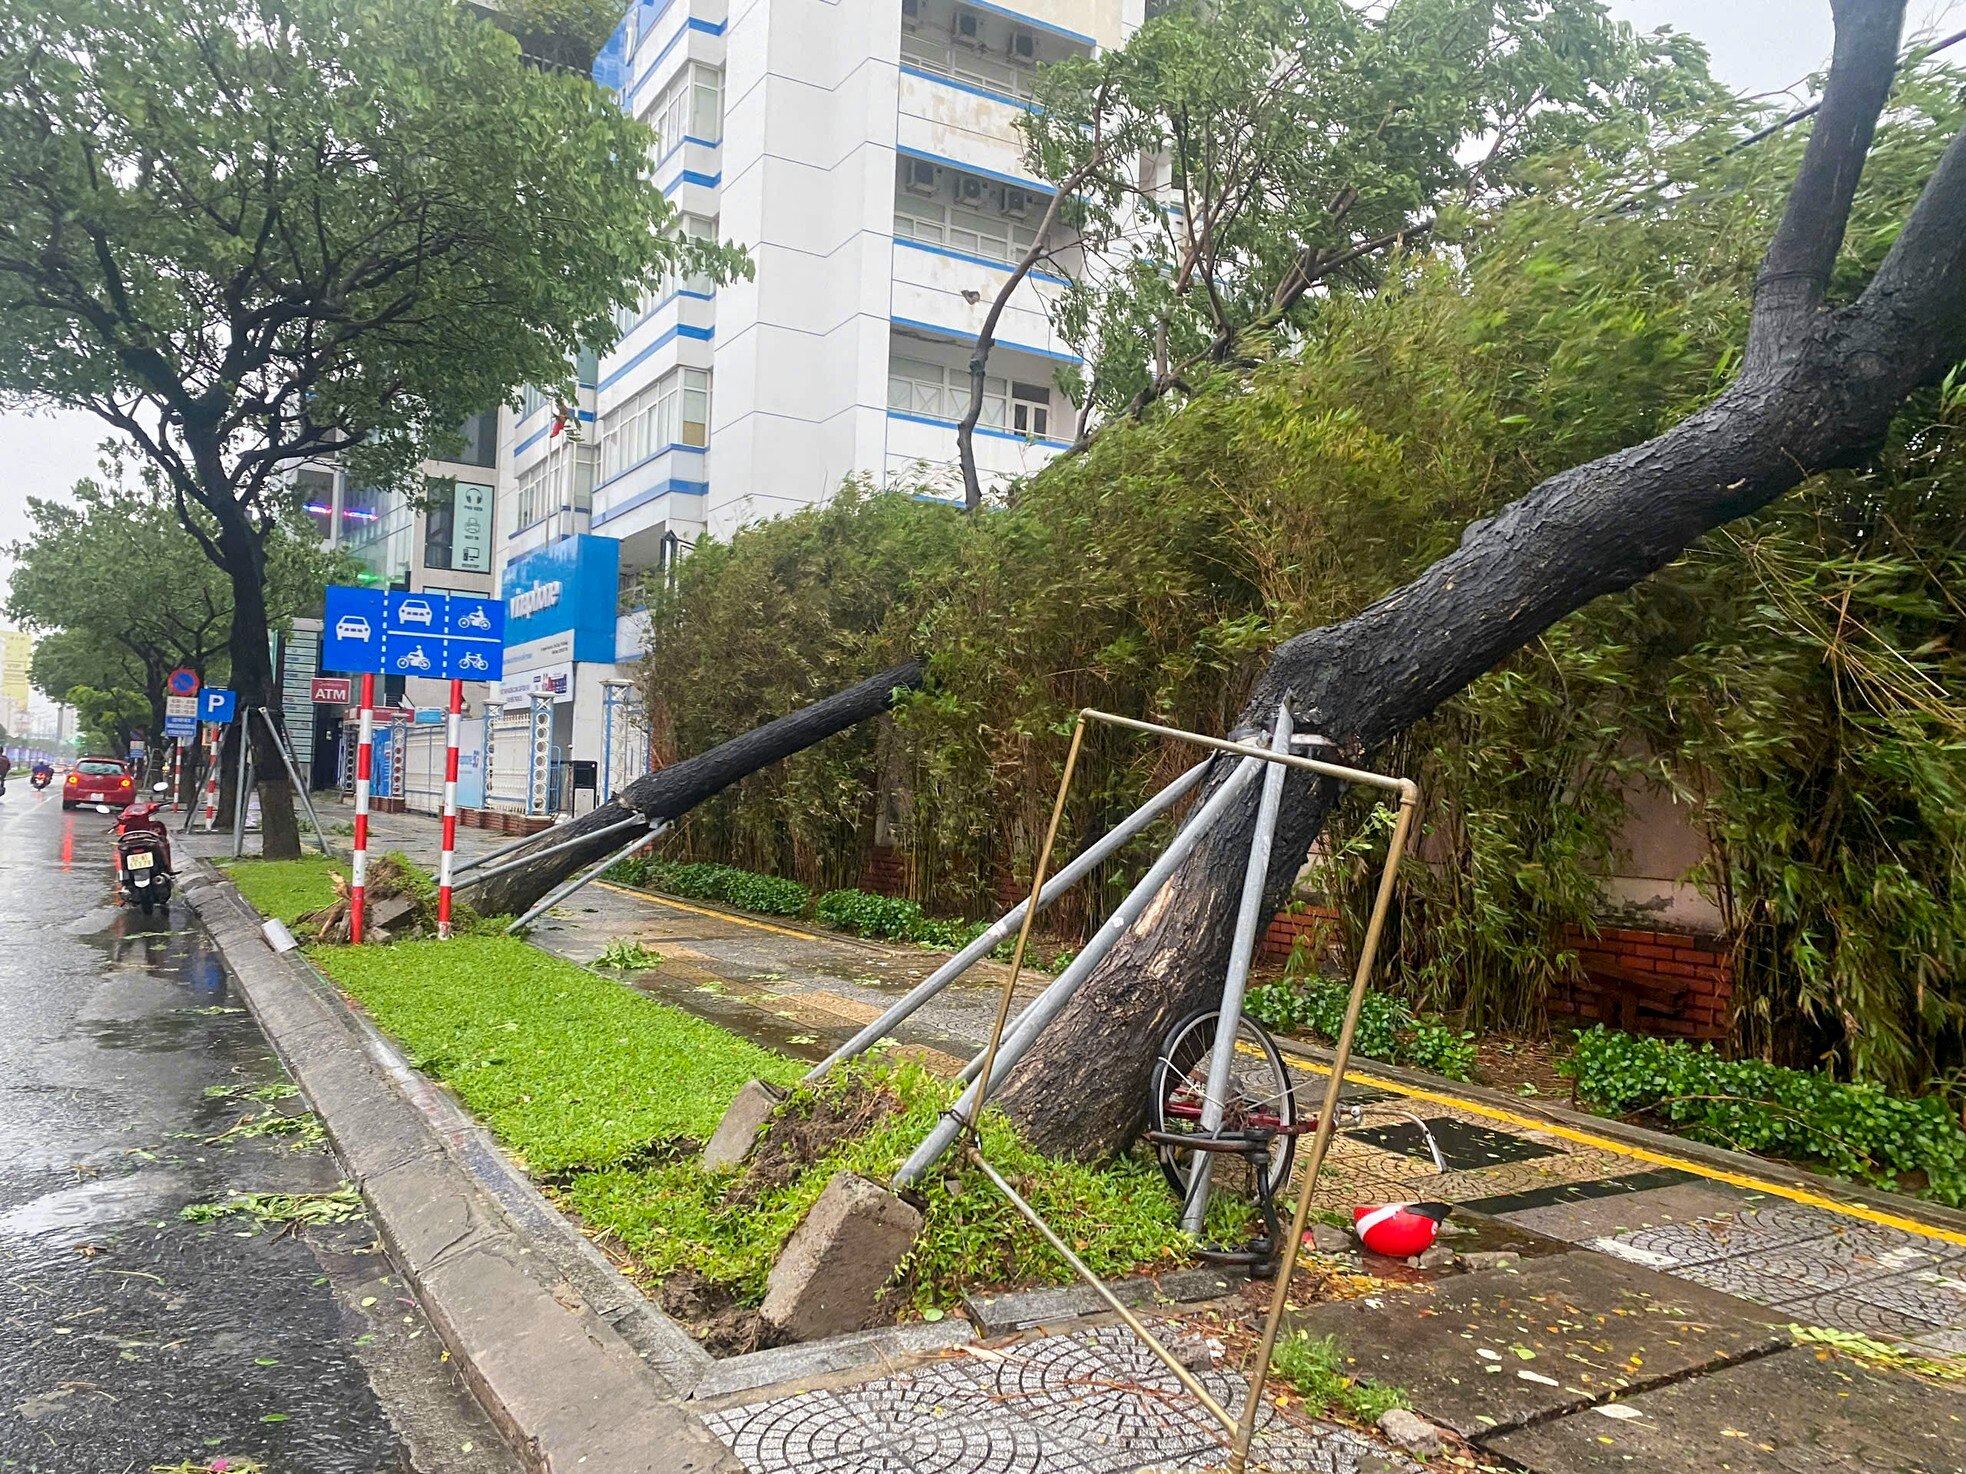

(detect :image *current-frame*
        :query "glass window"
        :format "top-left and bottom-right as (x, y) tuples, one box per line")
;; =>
(894, 172), (1042, 269)
(453, 410), (497, 468)
(645, 63), (722, 151)
(597, 366), (713, 481)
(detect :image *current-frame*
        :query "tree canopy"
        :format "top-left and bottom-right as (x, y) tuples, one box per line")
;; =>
(0, 0), (746, 853)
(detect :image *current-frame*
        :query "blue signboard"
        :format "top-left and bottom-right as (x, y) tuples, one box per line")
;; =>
(324, 586), (386, 673)
(501, 535), (619, 664)
(164, 715), (198, 739)
(321, 585), (505, 681)
(198, 688), (237, 723)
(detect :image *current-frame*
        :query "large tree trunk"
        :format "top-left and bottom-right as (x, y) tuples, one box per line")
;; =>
(212, 511), (302, 859)
(459, 660), (925, 917)
(1001, 0), (1966, 1158)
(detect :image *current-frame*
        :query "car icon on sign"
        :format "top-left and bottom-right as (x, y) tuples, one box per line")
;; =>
(457, 650), (490, 673)
(457, 607), (493, 632)
(335, 615), (371, 641)
(397, 599), (435, 626)
(396, 647), (432, 671)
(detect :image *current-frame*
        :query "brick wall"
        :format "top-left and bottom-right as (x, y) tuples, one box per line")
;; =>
(862, 844), (907, 897)
(1554, 925), (1732, 1040)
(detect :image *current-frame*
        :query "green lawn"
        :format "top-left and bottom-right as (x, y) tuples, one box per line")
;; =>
(315, 935), (803, 1173)
(208, 893), (1203, 1312)
(223, 856), (345, 923)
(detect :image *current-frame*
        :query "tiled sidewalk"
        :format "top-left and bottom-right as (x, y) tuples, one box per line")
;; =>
(701, 1323), (1401, 1474)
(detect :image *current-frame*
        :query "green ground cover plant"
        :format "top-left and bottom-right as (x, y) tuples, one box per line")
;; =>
(607, 855), (809, 916)
(1563, 1026), (1966, 1206)
(222, 856), (343, 924)
(307, 932), (1203, 1307)
(561, 1060), (1211, 1310)
(1247, 966), (1477, 1081)
(1268, 1332), (1409, 1425)
(314, 935), (797, 1171)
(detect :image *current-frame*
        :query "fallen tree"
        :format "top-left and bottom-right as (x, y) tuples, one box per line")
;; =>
(457, 660), (923, 918)
(996, 0), (1966, 1156)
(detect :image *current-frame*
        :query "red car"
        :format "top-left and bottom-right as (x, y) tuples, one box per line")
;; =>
(64, 756), (136, 810)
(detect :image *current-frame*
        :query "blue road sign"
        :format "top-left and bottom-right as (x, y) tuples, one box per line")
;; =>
(197, 688), (237, 723)
(165, 715), (197, 739)
(323, 585), (506, 680)
(324, 586), (387, 673)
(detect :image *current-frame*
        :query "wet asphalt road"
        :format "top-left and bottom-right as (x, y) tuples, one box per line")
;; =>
(0, 793), (516, 1473)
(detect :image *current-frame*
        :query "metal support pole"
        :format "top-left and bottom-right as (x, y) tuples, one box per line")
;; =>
(508, 821), (667, 933)
(465, 812), (646, 886)
(350, 673), (375, 942)
(1182, 706), (1293, 1233)
(257, 708), (330, 857)
(437, 679), (463, 938)
(894, 753), (1266, 1188)
(805, 759), (1212, 1085)
(229, 716), (252, 859)
(450, 815), (568, 877)
(1227, 791), (1418, 1474)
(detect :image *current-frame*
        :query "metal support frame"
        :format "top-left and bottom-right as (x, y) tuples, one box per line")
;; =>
(894, 752), (1267, 1187)
(449, 812), (567, 878)
(1181, 705), (1293, 1233)
(804, 758), (1212, 1086)
(507, 820), (669, 934)
(229, 712), (253, 859)
(887, 707), (1417, 1474)
(256, 708), (331, 857)
(465, 812), (647, 887)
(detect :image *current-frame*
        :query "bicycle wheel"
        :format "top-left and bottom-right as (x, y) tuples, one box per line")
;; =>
(1148, 1008), (1298, 1200)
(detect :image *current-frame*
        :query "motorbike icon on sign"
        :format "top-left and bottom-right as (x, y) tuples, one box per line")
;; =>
(396, 647), (433, 672)
(456, 650), (490, 673)
(457, 607), (493, 632)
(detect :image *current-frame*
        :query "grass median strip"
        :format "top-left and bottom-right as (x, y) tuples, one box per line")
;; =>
(223, 856), (344, 924)
(296, 930), (1203, 1319)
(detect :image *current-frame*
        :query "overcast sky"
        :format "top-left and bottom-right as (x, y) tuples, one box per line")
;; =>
(0, 0), (1949, 599)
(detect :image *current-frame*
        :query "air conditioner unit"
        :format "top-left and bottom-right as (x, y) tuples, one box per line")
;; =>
(952, 9), (982, 46)
(956, 175), (986, 206)
(1000, 186), (1031, 218)
(904, 158), (939, 195)
(1009, 29), (1037, 61)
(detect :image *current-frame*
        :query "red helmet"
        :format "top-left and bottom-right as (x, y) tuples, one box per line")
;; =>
(1352, 1201), (1451, 1258)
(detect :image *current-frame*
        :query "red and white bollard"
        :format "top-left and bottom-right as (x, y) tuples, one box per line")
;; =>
(437, 678), (463, 938)
(351, 673), (376, 944)
(169, 740), (182, 812)
(201, 727), (221, 830)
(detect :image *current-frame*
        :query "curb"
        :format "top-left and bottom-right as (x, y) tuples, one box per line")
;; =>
(178, 861), (742, 1474)
(1273, 1033), (1966, 1238)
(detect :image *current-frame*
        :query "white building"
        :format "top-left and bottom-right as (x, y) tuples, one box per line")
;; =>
(488, 0), (1139, 811)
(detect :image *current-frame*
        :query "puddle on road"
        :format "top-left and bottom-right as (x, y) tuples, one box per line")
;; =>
(0, 1167), (190, 1240)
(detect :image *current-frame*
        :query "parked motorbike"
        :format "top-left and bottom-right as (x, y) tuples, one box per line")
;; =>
(100, 783), (175, 914)
(29, 764), (52, 790)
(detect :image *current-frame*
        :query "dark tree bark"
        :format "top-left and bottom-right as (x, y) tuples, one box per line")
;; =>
(211, 497), (302, 858)
(1000, 0), (1966, 1158)
(459, 660), (925, 917)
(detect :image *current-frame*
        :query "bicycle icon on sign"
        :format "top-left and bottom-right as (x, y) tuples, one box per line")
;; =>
(457, 650), (490, 673)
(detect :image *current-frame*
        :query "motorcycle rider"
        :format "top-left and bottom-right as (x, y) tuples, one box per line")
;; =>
(29, 759), (53, 789)
(0, 752), (13, 795)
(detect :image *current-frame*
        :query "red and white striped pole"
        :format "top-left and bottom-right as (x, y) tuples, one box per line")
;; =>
(169, 740), (182, 812)
(351, 673), (376, 944)
(437, 678), (463, 938)
(201, 727), (221, 830)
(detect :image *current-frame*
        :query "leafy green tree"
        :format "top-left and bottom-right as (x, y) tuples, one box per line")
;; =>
(0, 0), (743, 856)
(951, 0), (1722, 505)
(66, 684), (151, 759)
(8, 472), (345, 781)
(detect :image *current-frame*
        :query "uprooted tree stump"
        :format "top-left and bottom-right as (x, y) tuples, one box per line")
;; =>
(295, 855), (471, 944)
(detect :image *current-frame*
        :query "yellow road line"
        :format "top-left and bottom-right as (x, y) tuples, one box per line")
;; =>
(595, 881), (836, 943)
(1278, 1048), (1966, 1249)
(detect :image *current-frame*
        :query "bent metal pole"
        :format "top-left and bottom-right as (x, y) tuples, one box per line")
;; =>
(437, 678), (462, 939)
(350, 673), (376, 944)
(803, 758), (1212, 1086)
(894, 752), (1266, 1189)
(1181, 704), (1294, 1234)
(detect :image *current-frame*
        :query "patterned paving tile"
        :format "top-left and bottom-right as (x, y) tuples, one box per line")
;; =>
(702, 1388), (918, 1474)
(1768, 1288), (1945, 1339)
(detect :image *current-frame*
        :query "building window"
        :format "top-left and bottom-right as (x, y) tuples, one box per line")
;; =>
(451, 410), (498, 468)
(510, 447), (595, 533)
(612, 216), (719, 339)
(644, 62), (722, 152)
(888, 358), (1052, 436)
(895, 168), (1041, 269)
(598, 367), (712, 482)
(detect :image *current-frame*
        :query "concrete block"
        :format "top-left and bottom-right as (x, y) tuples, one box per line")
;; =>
(760, 1172), (921, 1342)
(702, 1079), (787, 1172)
(1378, 1407), (1443, 1457)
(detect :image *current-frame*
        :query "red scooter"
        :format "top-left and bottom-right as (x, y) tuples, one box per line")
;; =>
(101, 783), (175, 914)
